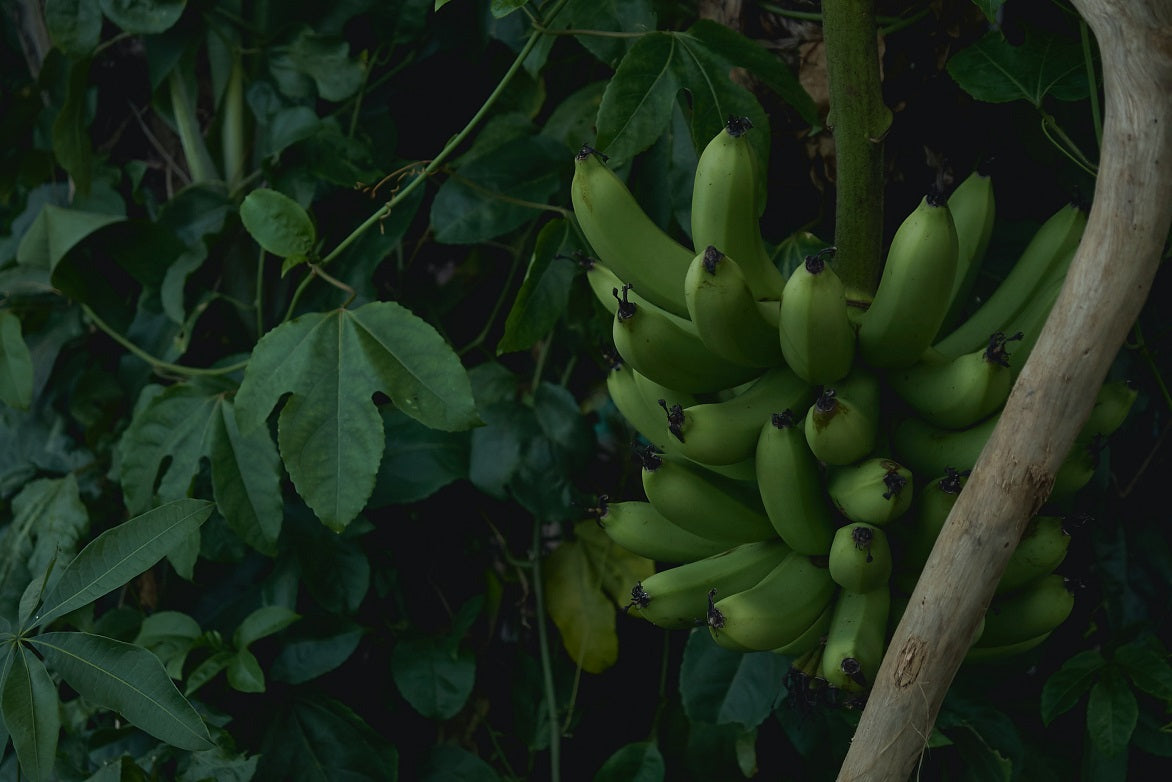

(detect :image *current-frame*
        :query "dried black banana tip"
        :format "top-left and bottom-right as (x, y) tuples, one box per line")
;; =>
(805, 246), (837, 275)
(938, 467), (968, 495)
(985, 331), (1023, 367)
(705, 589), (724, 629)
(627, 582), (650, 612)
(702, 245), (723, 274)
(851, 525), (874, 550)
(772, 409), (797, 429)
(588, 494), (610, 525)
(881, 469), (908, 500)
(563, 250), (593, 270)
(840, 657), (868, 689)
(814, 387), (839, 414)
(925, 184), (948, 208)
(658, 399), (686, 442)
(725, 115), (753, 137)
(613, 284), (637, 320)
(634, 444), (662, 471)
(576, 144), (607, 162)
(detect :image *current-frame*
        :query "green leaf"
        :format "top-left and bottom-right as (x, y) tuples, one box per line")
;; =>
(178, 745), (259, 782)
(15, 204), (123, 270)
(420, 745), (498, 782)
(256, 693), (398, 781)
(210, 399), (284, 556)
(684, 19), (820, 130)
(30, 631), (213, 750)
(291, 516), (370, 614)
(390, 636), (476, 720)
(233, 605), (300, 650)
(33, 499), (215, 629)
(1114, 637), (1172, 701)
(542, 520), (654, 674)
(0, 311), (34, 412)
(369, 408), (470, 507)
(99, 0), (186, 34)
(132, 611), (202, 680)
(1130, 707), (1172, 758)
(1086, 668), (1139, 757)
(679, 629), (789, 731)
(183, 650), (234, 697)
(268, 27), (364, 102)
(226, 647), (265, 693)
(239, 188), (317, 259)
(45, 0), (103, 57)
(490, 0), (526, 18)
(594, 741), (665, 782)
(497, 219), (578, 355)
(595, 32), (679, 163)
(430, 134), (567, 245)
(1, 644), (60, 782)
(946, 29), (1089, 107)
(947, 725), (1013, 782)
(566, 0), (656, 68)
(52, 57), (95, 195)
(973, 0), (1006, 24)
(1042, 649), (1107, 725)
(269, 618), (364, 685)
(233, 302), (479, 531)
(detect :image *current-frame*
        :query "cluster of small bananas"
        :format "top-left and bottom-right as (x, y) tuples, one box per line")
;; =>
(576, 117), (1137, 699)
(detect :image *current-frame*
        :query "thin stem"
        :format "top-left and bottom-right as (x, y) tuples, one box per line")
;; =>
(531, 337), (552, 393)
(1080, 18), (1104, 150)
(347, 47), (379, 139)
(1040, 114), (1098, 177)
(530, 521), (561, 782)
(255, 246), (265, 337)
(458, 246), (526, 357)
(82, 305), (249, 378)
(530, 24), (647, 38)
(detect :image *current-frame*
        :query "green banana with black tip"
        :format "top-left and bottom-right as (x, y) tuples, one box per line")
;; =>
(803, 369), (882, 466)
(778, 248), (857, 384)
(828, 522), (894, 593)
(820, 586), (891, 693)
(997, 515), (1071, 596)
(684, 246), (785, 367)
(592, 496), (745, 564)
(827, 457), (915, 526)
(940, 167), (996, 331)
(755, 410), (836, 555)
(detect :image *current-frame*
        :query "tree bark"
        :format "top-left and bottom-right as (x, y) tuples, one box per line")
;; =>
(836, 2), (1172, 780)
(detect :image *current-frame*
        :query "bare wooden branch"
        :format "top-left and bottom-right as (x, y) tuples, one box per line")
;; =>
(836, 2), (1172, 779)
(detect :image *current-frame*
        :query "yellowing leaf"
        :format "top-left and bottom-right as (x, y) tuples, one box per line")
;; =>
(542, 521), (654, 674)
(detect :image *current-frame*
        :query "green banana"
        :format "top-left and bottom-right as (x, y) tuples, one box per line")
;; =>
(684, 246), (785, 367)
(828, 522), (894, 593)
(941, 168), (996, 331)
(827, 458), (915, 527)
(773, 598), (835, 657)
(803, 369), (882, 466)
(820, 586), (891, 692)
(708, 550), (837, 652)
(606, 360), (684, 454)
(1000, 251), (1073, 379)
(628, 539), (791, 629)
(583, 257), (697, 334)
(571, 146), (694, 317)
(893, 469), (967, 592)
(997, 515), (1071, 596)
(612, 284), (762, 394)
(1050, 440), (1098, 501)
(1078, 378), (1138, 443)
(778, 248), (857, 384)
(639, 449), (777, 543)
(886, 331), (1018, 429)
(659, 365), (813, 465)
(690, 117), (787, 299)
(933, 201), (1088, 359)
(891, 413), (999, 479)
(963, 631), (1052, 664)
(857, 192), (959, 368)
(973, 573), (1075, 648)
(755, 410), (836, 555)
(593, 496), (744, 563)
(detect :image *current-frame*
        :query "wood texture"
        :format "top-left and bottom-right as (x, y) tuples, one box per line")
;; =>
(836, 2), (1172, 779)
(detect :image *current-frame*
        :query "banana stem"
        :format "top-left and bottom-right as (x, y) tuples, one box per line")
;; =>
(836, 2), (1172, 779)
(820, 0), (891, 303)
(168, 68), (220, 185)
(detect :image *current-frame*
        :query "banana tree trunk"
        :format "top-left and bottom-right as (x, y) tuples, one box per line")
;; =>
(836, 2), (1172, 780)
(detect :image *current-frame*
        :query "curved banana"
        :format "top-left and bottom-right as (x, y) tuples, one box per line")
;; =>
(628, 539), (791, 629)
(1078, 378), (1138, 443)
(941, 167), (996, 331)
(690, 117), (787, 299)
(755, 411), (836, 555)
(583, 257), (696, 334)
(893, 469), (967, 592)
(885, 331), (1017, 429)
(828, 522), (894, 593)
(973, 573), (1075, 648)
(857, 193), (959, 368)
(778, 248), (857, 384)
(803, 369), (882, 466)
(660, 365), (813, 466)
(1050, 440), (1098, 501)
(571, 146), (694, 317)
(593, 496), (744, 563)
(933, 201), (1087, 359)
(708, 551), (837, 652)
(612, 284), (762, 394)
(891, 413), (999, 479)
(639, 450), (777, 543)
(827, 458), (914, 527)
(605, 360), (683, 454)
(963, 631), (1052, 664)
(997, 515), (1071, 596)
(820, 586), (891, 693)
(684, 246), (785, 367)
(773, 598), (835, 657)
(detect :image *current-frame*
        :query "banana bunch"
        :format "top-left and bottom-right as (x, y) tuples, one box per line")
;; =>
(574, 119), (1134, 698)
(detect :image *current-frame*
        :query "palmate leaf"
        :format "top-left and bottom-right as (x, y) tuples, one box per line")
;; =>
(30, 631), (213, 751)
(678, 629), (789, 731)
(1, 644), (59, 782)
(947, 29), (1089, 107)
(234, 300), (479, 531)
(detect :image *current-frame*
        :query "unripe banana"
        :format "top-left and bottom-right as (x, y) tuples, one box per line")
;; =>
(611, 284), (761, 394)
(857, 193), (959, 368)
(755, 411), (836, 555)
(1078, 378), (1138, 443)
(941, 168), (996, 331)
(803, 369), (882, 466)
(628, 539), (791, 629)
(974, 574), (1075, 648)
(892, 469), (967, 592)
(659, 365), (813, 465)
(773, 598), (835, 657)
(605, 360), (683, 453)
(827, 458), (915, 526)
(571, 146), (693, 317)
(934, 201), (1088, 359)
(690, 117), (787, 299)
(997, 515), (1071, 596)
(887, 331), (1017, 430)
(964, 631), (1053, 664)
(891, 413), (999, 479)
(638, 449), (776, 543)
(777, 248), (857, 384)
(592, 496), (744, 563)
(684, 246), (785, 367)
(1050, 440), (1098, 501)
(820, 586), (891, 693)
(708, 551), (837, 652)
(583, 257), (697, 334)
(828, 522), (893, 593)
